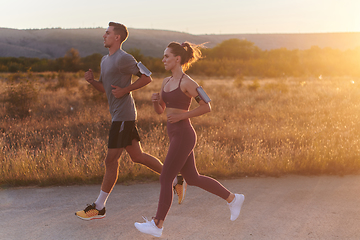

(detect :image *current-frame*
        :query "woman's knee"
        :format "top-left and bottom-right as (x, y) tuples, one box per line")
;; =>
(184, 178), (195, 186)
(159, 172), (177, 186)
(183, 175), (200, 186)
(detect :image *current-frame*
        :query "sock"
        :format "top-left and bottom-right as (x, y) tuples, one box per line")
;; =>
(94, 190), (109, 210)
(228, 194), (236, 205)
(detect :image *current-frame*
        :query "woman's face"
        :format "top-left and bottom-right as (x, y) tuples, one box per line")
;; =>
(162, 47), (179, 71)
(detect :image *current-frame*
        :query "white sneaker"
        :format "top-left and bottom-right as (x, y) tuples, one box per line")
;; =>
(228, 193), (245, 221)
(134, 217), (163, 237)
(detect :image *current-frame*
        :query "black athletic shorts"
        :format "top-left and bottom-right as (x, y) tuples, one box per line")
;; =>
(108, 121), (141, 149)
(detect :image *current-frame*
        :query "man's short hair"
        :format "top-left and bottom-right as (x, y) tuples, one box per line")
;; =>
(109, 22), (128, 43)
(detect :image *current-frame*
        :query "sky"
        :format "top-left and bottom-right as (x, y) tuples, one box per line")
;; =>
(1, 0), (359, 35)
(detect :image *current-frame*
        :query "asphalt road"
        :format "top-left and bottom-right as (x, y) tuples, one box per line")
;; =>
(1, 175), (359, 240)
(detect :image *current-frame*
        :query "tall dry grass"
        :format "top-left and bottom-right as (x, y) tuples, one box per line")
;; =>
(1, 73), (360, 187)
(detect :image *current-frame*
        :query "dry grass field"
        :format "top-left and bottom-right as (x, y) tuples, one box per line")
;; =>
(1, 72), (360, 187)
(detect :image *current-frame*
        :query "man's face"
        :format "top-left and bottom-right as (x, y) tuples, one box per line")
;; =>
(103, 26), (119, 48)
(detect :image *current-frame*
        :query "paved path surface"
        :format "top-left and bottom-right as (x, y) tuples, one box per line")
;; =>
(1, 175), (359, 240)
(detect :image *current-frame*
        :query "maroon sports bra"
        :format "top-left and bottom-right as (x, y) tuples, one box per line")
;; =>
(162, 74), (191, 110)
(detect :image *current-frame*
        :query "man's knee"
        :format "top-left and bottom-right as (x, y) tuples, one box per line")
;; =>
(129, 151), (144, 164)
(104, 150), (121, 166)
(104, 156), (117, 167)
(126, 141), (145, 164)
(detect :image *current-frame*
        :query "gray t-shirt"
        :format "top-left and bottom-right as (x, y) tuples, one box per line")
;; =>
(99, 49), (140, 121)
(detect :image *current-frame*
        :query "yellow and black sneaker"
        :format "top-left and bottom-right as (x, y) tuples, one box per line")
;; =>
(75, 203), (106, 220)
(174, 175), (187, 204)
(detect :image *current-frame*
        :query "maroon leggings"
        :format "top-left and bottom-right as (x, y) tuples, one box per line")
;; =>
(155, 119), (231, 221)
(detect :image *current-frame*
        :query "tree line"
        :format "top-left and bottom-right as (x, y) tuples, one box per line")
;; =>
(1, 39), (359, 77)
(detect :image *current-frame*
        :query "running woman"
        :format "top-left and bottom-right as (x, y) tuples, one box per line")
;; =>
(75, 23), (186, 221)
(134, 42), (245, 237)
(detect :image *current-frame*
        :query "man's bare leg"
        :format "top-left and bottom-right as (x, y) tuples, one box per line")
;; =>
(100, 148), (124, 193)
(75, 148), (123, 220)
(126, 139), (162, 174)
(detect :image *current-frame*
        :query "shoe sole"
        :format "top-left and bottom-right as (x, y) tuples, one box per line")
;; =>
(75, 213), (106, 221)
(134, 222), (162, 237)
(179, 182), (187, 204)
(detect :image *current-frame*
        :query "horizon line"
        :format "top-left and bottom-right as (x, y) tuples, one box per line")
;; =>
(0, 27), (359, 36)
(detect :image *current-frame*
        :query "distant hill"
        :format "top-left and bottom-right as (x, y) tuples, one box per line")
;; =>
(0, 28), (359, 59)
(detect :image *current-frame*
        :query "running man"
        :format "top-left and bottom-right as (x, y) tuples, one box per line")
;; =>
(75, 22), (186, 221)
